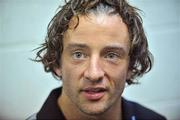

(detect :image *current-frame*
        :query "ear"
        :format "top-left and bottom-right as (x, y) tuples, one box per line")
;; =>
(54, 67), (62, 77)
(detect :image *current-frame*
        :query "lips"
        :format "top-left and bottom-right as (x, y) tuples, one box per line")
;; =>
(81, 87), (107, 101)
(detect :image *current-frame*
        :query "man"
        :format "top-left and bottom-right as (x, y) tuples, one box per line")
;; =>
(29, 0), (166, 119)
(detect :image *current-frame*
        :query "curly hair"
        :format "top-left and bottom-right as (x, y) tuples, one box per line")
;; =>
(35, 0), (153, 85)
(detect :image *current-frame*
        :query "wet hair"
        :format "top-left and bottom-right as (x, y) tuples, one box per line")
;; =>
(35, 0), (153, 85)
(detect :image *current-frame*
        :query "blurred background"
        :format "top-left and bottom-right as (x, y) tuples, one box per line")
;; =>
(0, 0), (179, 119)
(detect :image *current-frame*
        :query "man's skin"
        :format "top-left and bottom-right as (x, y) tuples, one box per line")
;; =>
(55, 13), (130, 120)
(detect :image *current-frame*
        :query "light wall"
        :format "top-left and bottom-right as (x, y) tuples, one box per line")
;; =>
(0, 0), (180, 119)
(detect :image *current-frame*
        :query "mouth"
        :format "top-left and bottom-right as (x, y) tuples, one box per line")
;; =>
(81, 87), (107, 101)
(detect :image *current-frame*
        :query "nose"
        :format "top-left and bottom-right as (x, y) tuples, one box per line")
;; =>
(84, 56), (105, 82)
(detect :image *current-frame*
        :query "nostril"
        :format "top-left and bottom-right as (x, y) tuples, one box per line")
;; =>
(84, 76), (103, 84)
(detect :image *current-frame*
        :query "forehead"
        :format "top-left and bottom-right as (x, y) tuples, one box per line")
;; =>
(68, 14), (128, 33)
(63, 14), (129, 50)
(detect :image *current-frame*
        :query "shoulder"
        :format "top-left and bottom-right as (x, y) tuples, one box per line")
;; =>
(122, 98), (166, 120)
(26, 88), (62, 120)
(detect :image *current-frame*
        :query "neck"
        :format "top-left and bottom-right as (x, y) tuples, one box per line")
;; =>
(58, 90), (122, 120)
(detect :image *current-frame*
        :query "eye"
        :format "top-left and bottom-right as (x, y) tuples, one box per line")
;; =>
(104, 52), (120, 61)
(72, 51), (86, 60)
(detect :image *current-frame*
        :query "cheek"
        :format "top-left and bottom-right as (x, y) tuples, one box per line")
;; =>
(61, 62), (84, 87)
(110, 69), (127, 97)
(112, 69), (127, 89)
(61, 65), (78, 97)
(105, 62), (128, 89)
(105, 62), (129, 80)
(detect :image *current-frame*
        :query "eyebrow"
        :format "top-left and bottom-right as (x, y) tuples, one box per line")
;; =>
(65, 43), (89, 50)
(65, 43), (129, 54)
(102, 44), (128, 53)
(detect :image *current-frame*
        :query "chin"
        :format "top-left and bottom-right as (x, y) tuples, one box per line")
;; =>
(82, 109), (107, 116)
(79, 104), (110, 116)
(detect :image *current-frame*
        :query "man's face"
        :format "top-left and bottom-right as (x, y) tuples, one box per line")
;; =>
(58, 14), (130, 115)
